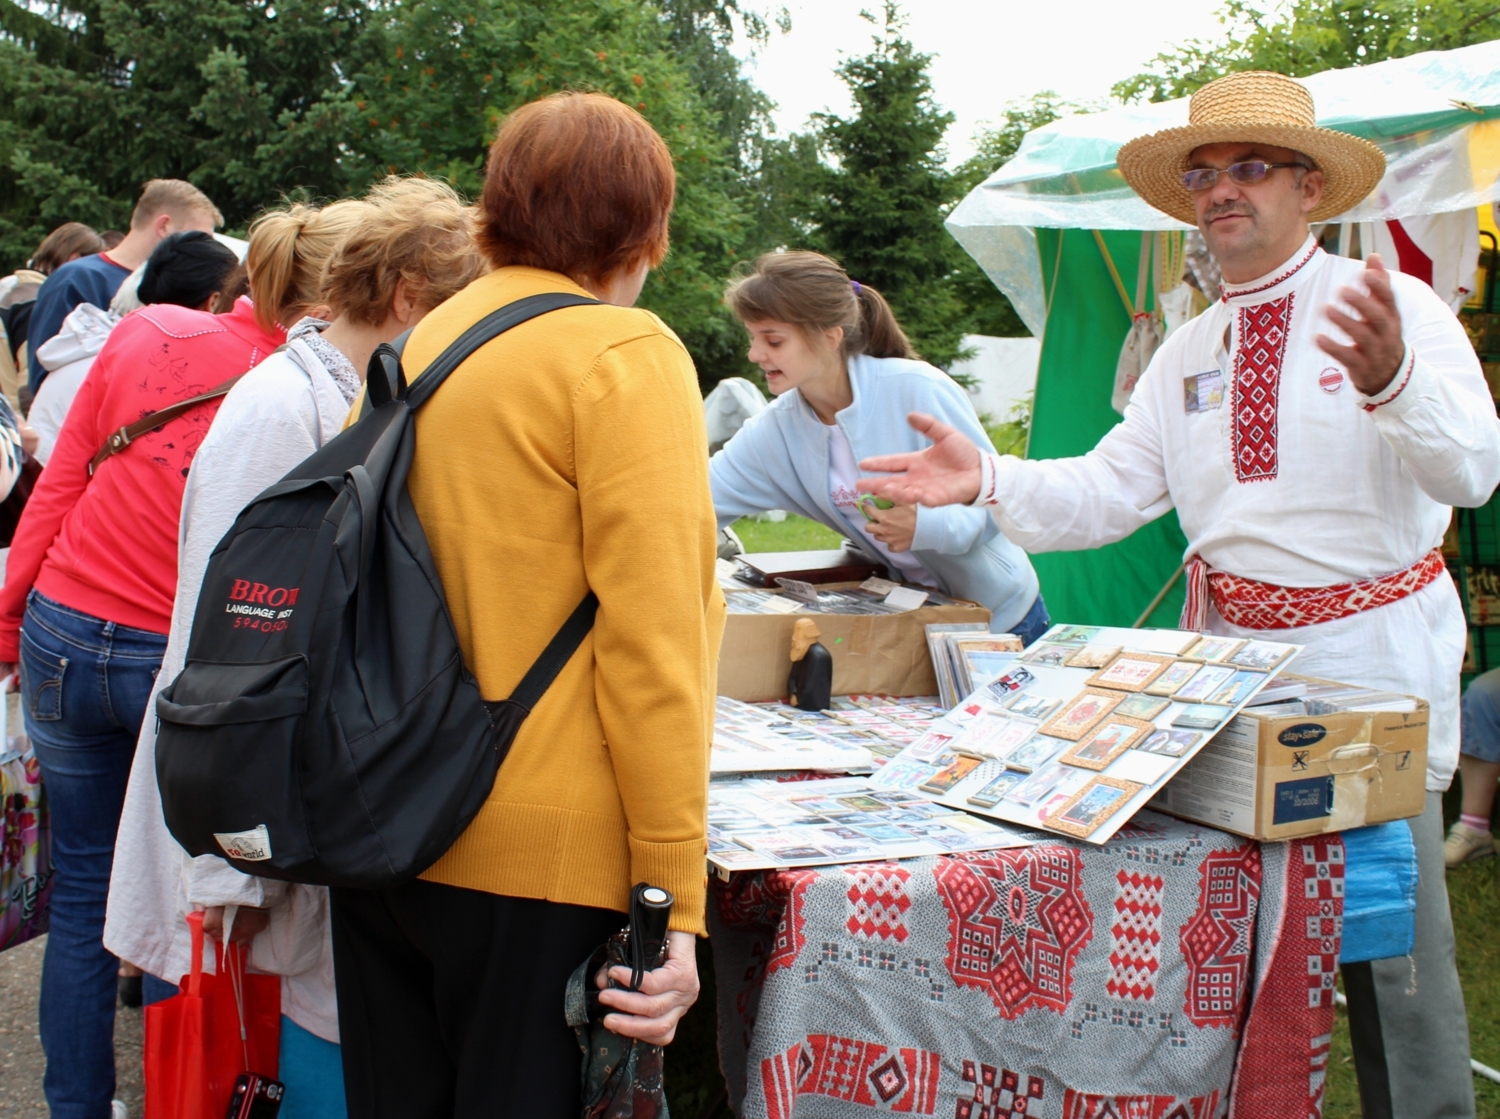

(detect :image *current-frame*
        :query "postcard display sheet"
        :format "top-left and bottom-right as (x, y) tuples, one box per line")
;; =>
(708, 776), (1032, 873)
(711, 697), (881, 775)
(871, 624), (1301, 844)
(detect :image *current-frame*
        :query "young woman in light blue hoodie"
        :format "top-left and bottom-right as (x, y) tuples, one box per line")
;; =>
(711, 250), (1048, 643)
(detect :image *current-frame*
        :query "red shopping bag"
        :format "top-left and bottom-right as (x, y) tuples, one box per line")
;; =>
(144, 910), (280, 1119)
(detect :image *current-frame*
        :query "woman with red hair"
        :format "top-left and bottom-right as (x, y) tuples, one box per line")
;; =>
(328, 92), (724, 1118)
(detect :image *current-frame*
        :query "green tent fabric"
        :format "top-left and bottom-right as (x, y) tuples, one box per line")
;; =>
(1025, 227), (1188, 627)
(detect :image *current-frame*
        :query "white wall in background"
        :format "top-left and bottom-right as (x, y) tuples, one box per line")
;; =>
(951, 335), (1041, 425)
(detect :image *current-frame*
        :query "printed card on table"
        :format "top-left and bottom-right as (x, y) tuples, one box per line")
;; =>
(1086, 652), (1176, 693)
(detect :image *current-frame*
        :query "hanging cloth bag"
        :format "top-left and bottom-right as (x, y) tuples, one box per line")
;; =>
(144, 909), (281, 1119)
(0, 679), (50, 952)
(1112, 231), (1163, 415)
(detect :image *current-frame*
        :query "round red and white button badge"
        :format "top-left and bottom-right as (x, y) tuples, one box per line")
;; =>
(1319, 367), (1345, 393)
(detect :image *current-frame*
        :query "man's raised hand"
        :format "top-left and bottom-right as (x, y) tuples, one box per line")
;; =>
(1316, 252), (1406, 397)
(857, 413), (984, 508)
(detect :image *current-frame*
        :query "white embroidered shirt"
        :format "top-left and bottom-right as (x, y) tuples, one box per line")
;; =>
(977, 236), (1500, 789)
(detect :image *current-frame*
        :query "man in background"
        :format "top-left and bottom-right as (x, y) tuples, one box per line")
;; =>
(27, 179), (222, 390)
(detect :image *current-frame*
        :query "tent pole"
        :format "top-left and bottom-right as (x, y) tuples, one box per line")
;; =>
(1133, 563), (1185, 628)
(1091, 229), (1137, 323)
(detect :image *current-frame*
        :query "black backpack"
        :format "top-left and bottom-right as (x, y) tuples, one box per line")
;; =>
(155, 293), (600, 888)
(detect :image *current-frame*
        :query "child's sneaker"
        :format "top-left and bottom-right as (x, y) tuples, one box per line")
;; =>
(1445, 820), (1495, 867)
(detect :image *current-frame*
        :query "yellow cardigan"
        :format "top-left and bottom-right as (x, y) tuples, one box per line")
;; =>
(398, 266), (725, 934)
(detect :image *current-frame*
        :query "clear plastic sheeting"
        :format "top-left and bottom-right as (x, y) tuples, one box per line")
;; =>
(950, 39), (1500, 336)
(957, 223), (1048, 338)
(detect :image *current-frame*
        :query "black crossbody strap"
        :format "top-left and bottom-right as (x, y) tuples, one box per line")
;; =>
(500, 591), (600, 713)
(376, 293), (604, 733)
(361, 292), (601, 417)
(404, 292), (600, 411)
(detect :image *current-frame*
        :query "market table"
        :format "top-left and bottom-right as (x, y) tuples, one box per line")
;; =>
(709, 811), (1341, 1118)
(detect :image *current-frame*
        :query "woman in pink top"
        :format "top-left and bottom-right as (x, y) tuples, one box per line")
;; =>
(0, 205), (358, 1119)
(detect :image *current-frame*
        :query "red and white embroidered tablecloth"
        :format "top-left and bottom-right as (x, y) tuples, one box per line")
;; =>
(710, 811), (1341, 1119)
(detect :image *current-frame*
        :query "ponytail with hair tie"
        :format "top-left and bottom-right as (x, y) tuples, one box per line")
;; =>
(725, 251), (916, 361)
(245, 199), (372, 331)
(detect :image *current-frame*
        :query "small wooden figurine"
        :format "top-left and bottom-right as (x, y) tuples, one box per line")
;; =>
(788, 617), (833, 712)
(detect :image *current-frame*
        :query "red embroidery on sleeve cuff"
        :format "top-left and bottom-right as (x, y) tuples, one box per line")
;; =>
(1360, 348), (1414, 413)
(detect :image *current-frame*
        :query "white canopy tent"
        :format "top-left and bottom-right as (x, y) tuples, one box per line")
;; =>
(948, 39), (1500, 337)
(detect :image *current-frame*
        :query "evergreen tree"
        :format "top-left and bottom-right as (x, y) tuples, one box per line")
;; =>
(0, 0), (774, 386)
(1114, 0), (1500, 102)
(349, 0), (755, 387)
(807, 3), (969, 367)
(0, 0), (363, 259)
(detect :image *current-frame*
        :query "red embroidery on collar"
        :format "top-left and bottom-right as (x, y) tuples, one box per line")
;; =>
(1220, 243), (1319, 303)
(1232, 293), (1293, 483)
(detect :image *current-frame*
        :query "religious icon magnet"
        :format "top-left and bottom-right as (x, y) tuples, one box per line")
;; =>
(1144, 660), (1203, 696)
(1064, 645), (1122, 670)
(1039, 689), (1123, 741)
(1060, 715), (1156, 771)
(1086, 652), (1176, 693)
(1184, 636), (1246, 662)
(1114, 693), (1171, 721)
(1045, 776), (1145, 839)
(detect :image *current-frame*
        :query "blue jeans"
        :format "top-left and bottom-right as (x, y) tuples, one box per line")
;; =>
(1460, 667), (1500, 763)
(1006, 593), (1052, 648)
(20, 590), (167, 1119)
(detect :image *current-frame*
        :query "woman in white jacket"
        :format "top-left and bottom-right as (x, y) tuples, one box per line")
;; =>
(103, 177), (484, 1119)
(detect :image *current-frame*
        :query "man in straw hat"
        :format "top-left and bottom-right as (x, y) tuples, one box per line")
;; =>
(859, 70), (1500, 1117)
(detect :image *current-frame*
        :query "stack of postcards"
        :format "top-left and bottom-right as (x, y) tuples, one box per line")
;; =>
(711, 697), (881, 774)
(925, 624), (1025, 706)
(710, 695), (953, 775)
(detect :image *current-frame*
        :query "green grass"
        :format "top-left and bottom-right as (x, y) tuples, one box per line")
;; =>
(1449, 856), (1500, 1116)
(731, 513), (845, 553)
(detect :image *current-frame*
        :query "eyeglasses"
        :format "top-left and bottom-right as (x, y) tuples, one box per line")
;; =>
(1181, 161), (1312, 192)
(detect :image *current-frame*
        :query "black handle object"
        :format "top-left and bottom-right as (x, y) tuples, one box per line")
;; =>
(625, 883), (673, 992)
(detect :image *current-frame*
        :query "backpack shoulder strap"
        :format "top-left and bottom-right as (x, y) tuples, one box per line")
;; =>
(366, 292), (600, 415)
(492, 591), (600, 716)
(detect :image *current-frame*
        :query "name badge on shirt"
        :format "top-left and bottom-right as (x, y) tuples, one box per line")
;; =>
(1184, 370), (1224, 413)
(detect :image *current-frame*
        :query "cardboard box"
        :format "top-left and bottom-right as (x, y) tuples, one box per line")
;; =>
(717, 587), (991, 702)
(1150, 676), (1428, 840)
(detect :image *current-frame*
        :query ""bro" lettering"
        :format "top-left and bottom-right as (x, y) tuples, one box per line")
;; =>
(228, 579), (300, 607)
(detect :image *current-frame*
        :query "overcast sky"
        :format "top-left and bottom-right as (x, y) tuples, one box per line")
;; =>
(734, 0), (1227, 163)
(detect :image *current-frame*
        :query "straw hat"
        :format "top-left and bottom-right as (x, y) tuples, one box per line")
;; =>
(1115, 71), (1386, 225)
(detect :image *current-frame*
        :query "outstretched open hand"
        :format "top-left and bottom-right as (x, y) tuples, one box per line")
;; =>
(857, 413), (984, 508)
(1315, 253), (1406, 396)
